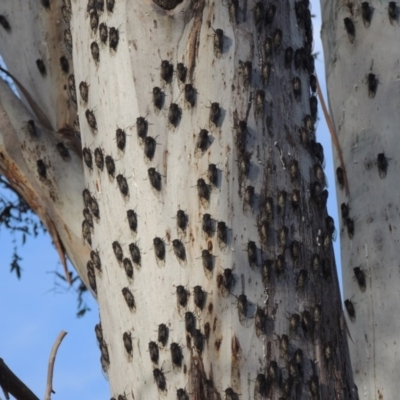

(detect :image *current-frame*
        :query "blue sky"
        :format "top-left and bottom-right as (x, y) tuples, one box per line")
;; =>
(0, 1), (339, 399)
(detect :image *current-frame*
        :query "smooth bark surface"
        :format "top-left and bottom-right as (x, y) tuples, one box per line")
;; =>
(321, 0), (399, 398)
(1, 1), (355, 399)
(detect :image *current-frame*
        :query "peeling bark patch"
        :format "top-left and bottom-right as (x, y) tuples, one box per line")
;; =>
(152, 0), (183, 10)
(231, 335), (241, 368)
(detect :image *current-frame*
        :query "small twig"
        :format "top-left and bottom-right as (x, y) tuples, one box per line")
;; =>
(316, 74), (350, 196)
(45, 331), (68, 400)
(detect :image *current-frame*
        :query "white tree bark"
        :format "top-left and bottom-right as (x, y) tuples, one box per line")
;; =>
(1, 0), (355, 399)
(321, 0), (400, 398)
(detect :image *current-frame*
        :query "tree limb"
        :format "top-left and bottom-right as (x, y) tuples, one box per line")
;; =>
(44, 330), (68, 400)
(0, 358), (40, 400)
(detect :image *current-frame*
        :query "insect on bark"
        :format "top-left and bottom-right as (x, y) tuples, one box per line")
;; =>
(90, 250), (101, 271)
(37, 159), (47, 179)
(209, 102), (221, 126)
(168, 103), (181, 127)
(106, 0), (115, 12)
(149, 341), (159, 363)
(56, 142), (70, 161)
(85, 109), (97, 132)
(207, 164), (218, 186)
(170, 343), (183, 367)
(123, 258), (133, 278)
(197, 129), (210, 152)
(148, 168), (162, 191)
(129, 242), (141, 266)
(0, 15), (11, 32)
(185, 311), (196, 334)
(90, 9), (99, 32)
(184, 84), (196, 107)
(153, 368), (167, 391)
(90, 41), (100, 63)
(354, 267), (366, 292)
(122, 287), (135, 310)
(112, 241), (123, 262)
(368, 72), (378, 98)
(217, 267), (234, 296)
(285, 47), (293, 68)
(192, 329), (203, 353)
(67, 74), (77, 104)
(127, 209), (138, 232)
(176, 285), (189, 308)
(265, 4), (276, 24)
(193, 286), (206, 310)
(344, 299), (356, 321)
(83, 147), (93, 169)
(60, 56), (69, 74)
(177, 388), (189, 400)
(99, 22), (108, 43)
(115, 129), (126, 151)
(123, 332), (133, 355)
(389, 1), (398, 23)
(109, 27), (119, 50)
(172, 239), (186, 261)
(116, 174), (129, 196)
(293, 77), (301, 99)
(152, 87), (164, 109)
(197, 178), (210, 202)
(160, 60), (173, 83)
(201, 249), (214, 273)
(344, 17), (355, 43)
(213, 28), (224, 58)
(217, 221), (227, 245)
(64, 28), (73, 56)
(176, 63), (187, 82)
(176, 210), (187, 231)
(158, 323), (169, 347)
(136, 116), (148, 139)
(94, 148), (104, 170)
(153, 237), (166, 260)
(105, 155), (115, 177)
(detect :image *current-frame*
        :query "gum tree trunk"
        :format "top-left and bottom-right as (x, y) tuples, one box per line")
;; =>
(0, 0), (355, 399)
(321, 0), (400, 398)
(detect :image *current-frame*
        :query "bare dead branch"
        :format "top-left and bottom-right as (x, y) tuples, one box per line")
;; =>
(45, 330), (68, 400)
(316, 74), (350, 196)
(0, 358), (40, 400)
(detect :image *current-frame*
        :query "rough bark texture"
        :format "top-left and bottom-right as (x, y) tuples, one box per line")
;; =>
(1, 0), (355, 399)
(321, 0), (399, 398)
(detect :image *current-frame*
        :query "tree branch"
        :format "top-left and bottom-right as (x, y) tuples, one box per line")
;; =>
(44, 330), (68, 400)
(0, 358), (40, 400)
